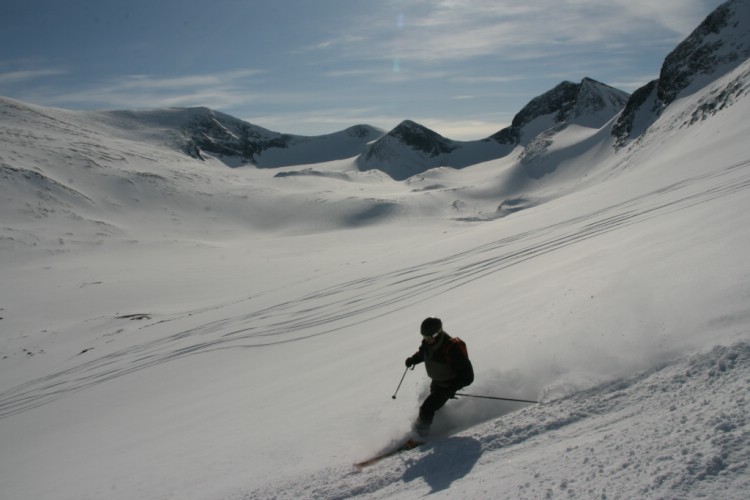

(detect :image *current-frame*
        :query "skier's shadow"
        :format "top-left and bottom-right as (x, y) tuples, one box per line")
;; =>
(401, 436), (482, 493)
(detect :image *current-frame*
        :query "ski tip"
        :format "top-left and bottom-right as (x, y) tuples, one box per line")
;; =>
(353, 437), (426, 470)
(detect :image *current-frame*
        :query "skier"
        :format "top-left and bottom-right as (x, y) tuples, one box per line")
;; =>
(404, 317), (474, 435)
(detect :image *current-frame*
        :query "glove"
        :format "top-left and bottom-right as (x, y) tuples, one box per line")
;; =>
(405, 356), (414, 368)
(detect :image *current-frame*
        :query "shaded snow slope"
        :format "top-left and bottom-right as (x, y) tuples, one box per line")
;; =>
(245, 343), (750, 499)
(356, 120), (516, 180)
(357, 78), (629, 181)
(0, 96), (412, 251)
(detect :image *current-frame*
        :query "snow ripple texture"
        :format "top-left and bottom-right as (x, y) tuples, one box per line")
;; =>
(237, 342), (750, 500)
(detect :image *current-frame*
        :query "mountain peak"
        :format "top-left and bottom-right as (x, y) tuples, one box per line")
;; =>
(102, 108), (384, 167)
(613, 0), (750, 146)
(355, 77), (631, 180)
(355, 120), (460, 179)
(389, 120), (457, 156)
(490, 78), (629, 145)
(657, 0), (750, 106)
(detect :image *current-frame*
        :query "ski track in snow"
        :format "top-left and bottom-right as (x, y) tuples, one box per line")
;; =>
(1, 158), (749, 420)
(2, 6), (750, 497)
(238, 343), (750, 500)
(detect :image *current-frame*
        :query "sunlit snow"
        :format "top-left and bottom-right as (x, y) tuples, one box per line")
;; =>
(1, 12), (750, 499)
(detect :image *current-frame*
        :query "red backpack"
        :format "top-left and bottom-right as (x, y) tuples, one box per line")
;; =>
(444, 337), (468, 362)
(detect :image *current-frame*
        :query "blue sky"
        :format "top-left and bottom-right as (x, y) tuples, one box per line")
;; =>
(0, 0), (726, 140)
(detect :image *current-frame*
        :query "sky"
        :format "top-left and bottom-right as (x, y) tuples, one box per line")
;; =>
(0, 0), (728, 140)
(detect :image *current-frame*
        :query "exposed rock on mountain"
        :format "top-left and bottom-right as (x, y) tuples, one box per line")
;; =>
(357, 78), (629, 180)
(390, 120), (458, 157)
(4, 1), (744, 186)
(613, 0), (750, 146)
(82, 0), (747, 182)
(179, 108), (290, 161)
(490, 81), (579, 146)
(108, 106), (383, 168)
(491, 78), (629, 147)
(517, 78), (630, 177)
(658, 0), (749, 106)
(356, 119), (515, 181)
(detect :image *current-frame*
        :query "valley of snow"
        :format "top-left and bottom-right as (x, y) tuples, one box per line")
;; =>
(2, 16), (750, 499)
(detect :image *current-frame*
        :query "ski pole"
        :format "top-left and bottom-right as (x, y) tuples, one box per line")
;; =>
(392, 365), (413, 400)
(455, 393), (539, 404)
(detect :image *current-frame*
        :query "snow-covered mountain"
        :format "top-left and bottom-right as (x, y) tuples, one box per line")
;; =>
(5, 0), (745, 186)
(91, 105), (384, 168)
(613, 0), (750, 146)
(355, 120), (515, 180)
(78, 76), (629, 182)
(30, 76), (631, 183)
(356, 78), (629, 180)
(492, 77), (630, 147)
(507, 78), (630, 180)
(1, 1), (750, 499)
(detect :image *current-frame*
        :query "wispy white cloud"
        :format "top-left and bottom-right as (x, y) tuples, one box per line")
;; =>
(114, 70), (266, 91)
(609, 0), (717, 34)
(20, 69), (269, 110)
(318, 0), (716, 65)
(0, 0), (723, 139)
(449, 75), (528, 84)
(0, 68), (67, 85)
(294, 34), (369, 54)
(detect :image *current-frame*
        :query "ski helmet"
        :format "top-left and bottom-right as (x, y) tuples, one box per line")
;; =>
(420, 317), (443, 337)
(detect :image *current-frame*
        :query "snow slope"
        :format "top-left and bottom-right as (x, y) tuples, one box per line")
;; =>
(249, 343), (750, 499)
(1, 70), (749, 498)
(2, 6), (750, 499)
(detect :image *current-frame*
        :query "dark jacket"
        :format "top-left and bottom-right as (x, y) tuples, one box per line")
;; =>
(409, 332), (474, 390)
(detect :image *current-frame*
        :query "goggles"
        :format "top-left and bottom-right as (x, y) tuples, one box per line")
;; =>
(422, 328), (442, 340)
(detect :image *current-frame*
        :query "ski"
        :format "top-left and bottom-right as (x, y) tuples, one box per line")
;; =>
(354, 438), (425, 470)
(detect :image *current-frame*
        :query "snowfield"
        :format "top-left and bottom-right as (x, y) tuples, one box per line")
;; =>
(247, 343), (750, 499)
(2, 8), (750, 497)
